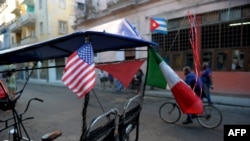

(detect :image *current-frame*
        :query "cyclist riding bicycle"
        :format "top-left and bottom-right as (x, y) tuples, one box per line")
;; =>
(182, 66), (205, 125)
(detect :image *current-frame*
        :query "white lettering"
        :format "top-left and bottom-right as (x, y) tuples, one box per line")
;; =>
(235, 129), (241, 136)
(241, 129), (246, 136)
(228, 129), (235, 136)
(228, 129), (247, 136)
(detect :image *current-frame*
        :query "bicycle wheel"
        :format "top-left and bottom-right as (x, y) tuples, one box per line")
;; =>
(159, 102), (181, 123)
(197, 105), (222, 129)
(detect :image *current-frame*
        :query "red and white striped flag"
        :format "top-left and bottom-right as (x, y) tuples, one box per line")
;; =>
(62, 42), (96, 98)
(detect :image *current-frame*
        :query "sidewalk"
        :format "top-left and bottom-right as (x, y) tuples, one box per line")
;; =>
(144, 88), (250, 108)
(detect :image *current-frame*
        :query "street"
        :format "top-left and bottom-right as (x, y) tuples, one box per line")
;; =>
(1, 82), (250, 141)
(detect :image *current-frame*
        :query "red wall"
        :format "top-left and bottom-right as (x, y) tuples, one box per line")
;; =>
(176, 71), (250, 97)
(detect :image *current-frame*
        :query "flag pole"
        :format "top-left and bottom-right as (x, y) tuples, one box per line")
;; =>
(79, 36), (92, 141)
(141, 47), (150, 100)
(79, 93), (89, 141)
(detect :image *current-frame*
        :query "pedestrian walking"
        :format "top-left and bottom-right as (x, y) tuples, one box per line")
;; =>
(133, 69), (144, 94)
(201, 63), (213, 104)
(107, 73), (114, 88)
(98, 70), (107, 89)
(6, 69), (17, 99)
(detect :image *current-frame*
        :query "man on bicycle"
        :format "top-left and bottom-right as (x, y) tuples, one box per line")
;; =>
(182, 66), (204, 124)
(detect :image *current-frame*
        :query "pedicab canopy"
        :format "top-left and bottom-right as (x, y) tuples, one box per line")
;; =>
(0, 19), (157, 66)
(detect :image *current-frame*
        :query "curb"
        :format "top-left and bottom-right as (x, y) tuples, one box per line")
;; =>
(144, 90), (250, 108)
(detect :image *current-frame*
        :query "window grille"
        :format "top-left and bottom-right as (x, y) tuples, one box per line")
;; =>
(179, 29), (191, 51)
(151, 4), (250, 71)
(152, 34), (165, 53)
(243, 5), (250, 18)
(165, 31), (178, 51)
(221, 23), (241, 48)
(243, 24), (250, 47)
(201, 25), (220, 49)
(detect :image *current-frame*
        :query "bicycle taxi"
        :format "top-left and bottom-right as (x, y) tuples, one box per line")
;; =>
(0, 19), (158, 141)
(0, 18), (222, 141)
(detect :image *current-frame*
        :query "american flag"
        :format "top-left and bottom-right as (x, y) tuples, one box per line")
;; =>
(62, 42), (96, 98)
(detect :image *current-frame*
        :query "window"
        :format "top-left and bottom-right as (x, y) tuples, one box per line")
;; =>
(216, 51), (228, 71)
(243, 22), (250, 47)
(55, 58), (65, 80)
(40, 61), (48, 79)
(39, 0), (42, 9)
(185, 53), (193, 68)
(201, 25), (219, 49)
(221, 23), (241, 48)
(125, 48), (135, 60)
(165, 31), (178, 51)
(59, 0), (66, 9)
(231, 50), (244, 71)
(179, 29), (191, 51)
(202, 11), (220, 24)
(152, 34), (165, 53)
(172, 53), (182, 70)
(40, 22), (43, 35)
(76, 2), (86, 18)
(202, 51), (213, 68)
(30, 61), (48, 80)
(168, 19), (180, 29)
(77, 2), (85, 10)
(243, 5), (250, 18)
(11, 37), (14, 44)
(59, 21), (68, 34)
(247, 49), (250, 71)
(27, 5), (34, 12)
(221, 8), (241, 21)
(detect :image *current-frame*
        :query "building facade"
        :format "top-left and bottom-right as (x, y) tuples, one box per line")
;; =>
(74, 0), (250, 95)
(0, 0), (75, 84)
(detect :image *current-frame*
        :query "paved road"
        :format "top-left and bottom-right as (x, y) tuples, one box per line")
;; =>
(1, 82), (250, 141)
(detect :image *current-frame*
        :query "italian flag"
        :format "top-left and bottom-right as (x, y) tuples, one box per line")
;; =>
(146, 48), (203, 114)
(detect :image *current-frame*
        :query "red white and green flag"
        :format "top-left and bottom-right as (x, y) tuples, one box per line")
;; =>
(146, 48), (203, 114)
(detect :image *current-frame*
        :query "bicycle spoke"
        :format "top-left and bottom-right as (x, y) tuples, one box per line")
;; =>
(159, 102), (181, 123)
(197, 105), (222, 128)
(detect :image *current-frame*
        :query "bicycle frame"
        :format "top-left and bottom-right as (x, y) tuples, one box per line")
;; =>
(0, 98), (43, 141)
(159, 101), (222, 129)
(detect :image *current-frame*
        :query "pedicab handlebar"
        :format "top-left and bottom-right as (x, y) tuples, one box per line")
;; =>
(22, 97), (44, 114)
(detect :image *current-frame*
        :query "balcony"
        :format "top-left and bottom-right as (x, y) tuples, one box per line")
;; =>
(20, 36), (37, 45)
(0, 0), (7, 13)
(20, 13), (36, 27)
(107, 0), (136, 12)
(11, 0), (21, 16)
(11, 43), (20, 48)
(74, 0), (151, 25)
(0, 23), (8, 34)
(9, 19), (22, 33)
(21, 0), (34, 5)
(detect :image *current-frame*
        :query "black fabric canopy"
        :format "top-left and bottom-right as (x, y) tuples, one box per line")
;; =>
(0, 31), (157, 65)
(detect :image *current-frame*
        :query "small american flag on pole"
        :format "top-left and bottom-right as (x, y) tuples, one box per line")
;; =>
(62, 42), (96, 98)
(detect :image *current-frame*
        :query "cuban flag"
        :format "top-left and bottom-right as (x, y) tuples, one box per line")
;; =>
(150, 17), (167, 34)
